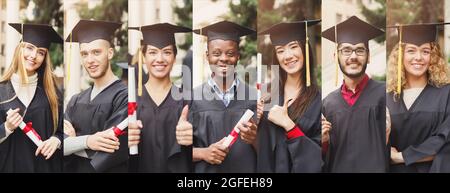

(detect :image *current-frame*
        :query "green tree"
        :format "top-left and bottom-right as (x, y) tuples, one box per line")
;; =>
(359, 0), (386, 44)
(173, 0), (192, 51)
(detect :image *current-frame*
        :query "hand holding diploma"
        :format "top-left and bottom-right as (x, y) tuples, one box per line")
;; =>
(202, 137), (228, 165)
(7, 108), (43, 147)
(222, 110), (255, 148)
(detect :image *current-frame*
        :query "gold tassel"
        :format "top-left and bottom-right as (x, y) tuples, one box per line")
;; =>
(397, 26), (403, 95)
(305, 21), (311, 87)
(334, 25), (338, 86)
(138, 27), (143, 96)
(20, 24), (29, 84)
(67, 33), (72, 83)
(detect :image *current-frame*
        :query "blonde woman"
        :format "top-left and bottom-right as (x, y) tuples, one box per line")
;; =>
(0, 24), (63, 172)
(387, 24), (450, 173)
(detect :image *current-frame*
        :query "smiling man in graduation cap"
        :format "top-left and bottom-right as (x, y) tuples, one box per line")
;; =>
(63, 20), (128, 173)
(321, 16), (388, 172)
(190, 21), (258, 173)
(386, 23), (450, 173)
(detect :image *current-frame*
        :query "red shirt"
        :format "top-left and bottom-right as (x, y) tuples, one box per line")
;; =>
(340, 74), (370, 106)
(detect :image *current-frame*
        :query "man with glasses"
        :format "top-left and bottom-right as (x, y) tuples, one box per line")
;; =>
(320, 16), (388, 172)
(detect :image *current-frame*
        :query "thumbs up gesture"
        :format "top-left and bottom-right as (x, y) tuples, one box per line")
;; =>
(268, 99), (296, 132)
(176, 105), (193, 146)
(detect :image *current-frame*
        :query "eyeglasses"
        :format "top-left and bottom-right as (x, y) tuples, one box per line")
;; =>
(338, 47), (367, 56)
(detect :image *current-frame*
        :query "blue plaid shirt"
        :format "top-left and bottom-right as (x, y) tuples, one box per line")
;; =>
(207, 76), (240, 107)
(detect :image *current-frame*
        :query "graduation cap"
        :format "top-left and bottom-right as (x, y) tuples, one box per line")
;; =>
(65, 19), (121, 43)
(386, 22), (450, 94)
(128, 23), (191, 96)
(322, 16), (384, 86)
(259, 19), (321, 87)
(193, 20), (255, 42)
(129, 23), (191, 49)
(9, 23), (63, 49)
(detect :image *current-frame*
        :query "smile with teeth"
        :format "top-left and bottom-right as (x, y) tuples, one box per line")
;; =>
(411, 63), (424, 69)
(152, 64), (167, 71)
(285, 60), (297, 67)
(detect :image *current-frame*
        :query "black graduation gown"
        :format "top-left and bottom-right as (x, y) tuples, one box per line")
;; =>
(322, 79), (387, 173)
(388, 84), (450, 173)
(64, 80), (128, 173)
(0, 81), (63, 172)
(131, 85), (192, 173)
(191, 81), (257, 173)
(257, 92), (322, 173)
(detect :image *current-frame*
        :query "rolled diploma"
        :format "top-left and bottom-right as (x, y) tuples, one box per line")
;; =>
(128, 66), (138, 155)
(19, 122), (43, 147)
(222, 109), (254, 148)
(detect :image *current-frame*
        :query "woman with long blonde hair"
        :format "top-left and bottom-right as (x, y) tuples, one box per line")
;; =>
(387, 23), (450, 173)
(0, 23), (63, 172)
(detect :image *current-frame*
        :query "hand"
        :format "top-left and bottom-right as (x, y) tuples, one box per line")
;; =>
(201, 138), (228, 165)
(64, 120), (76, 137)
(5, 108), (22, 132)
(35, 136), (61, 160)
(176, 105), (193, 146)
(386, 107), (391, 144)
(267, 99), (295, 131)
(128, 120), (142, 147)
(391, 147), (404, 164)
(238, 118), (257, 145)
(256, 98), (265, 124)
(322, 115), (332, 144)
(87, 129), (120, 153)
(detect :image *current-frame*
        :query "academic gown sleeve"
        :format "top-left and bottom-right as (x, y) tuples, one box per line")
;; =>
(402, 87), (450, 166)
(285, 94), (322, 173)
(90, 87), (129, 172)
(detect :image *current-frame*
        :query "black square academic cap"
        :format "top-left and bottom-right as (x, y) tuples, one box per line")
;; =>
(386, 23), (450, 46)
(193, 20), (255, 42)
(9, 23), (63, 49)
(65, 19), (121, 43)
(322, 16), (384, 45)
(258, 19), (321, 46)
(128, 23), (191, 49)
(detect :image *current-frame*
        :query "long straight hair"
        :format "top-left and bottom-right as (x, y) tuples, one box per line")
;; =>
(0, 43), (59, 134)
(272, 40), (319, 121)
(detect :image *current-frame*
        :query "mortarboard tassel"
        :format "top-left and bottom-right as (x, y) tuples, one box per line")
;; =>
(305, 21), (311, 87)
(334, 25), (338, 86)
(67, 33), (72, 83)
(138, 27), (143, 96)
(20, 24), (29, 84)
(397, 26), (403, 95)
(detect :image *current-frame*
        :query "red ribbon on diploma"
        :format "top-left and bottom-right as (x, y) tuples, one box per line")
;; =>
(256, 83), (261, 90)
(128, 102), (137, 116)
(113, 127), (126, 137)
(22, 122), (41, 140)
(228, 129), (239, 147)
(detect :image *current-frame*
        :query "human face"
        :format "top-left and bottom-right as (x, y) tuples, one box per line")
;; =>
(275, 41), (304, 75)
(403, 43), (431, 79)
(144, 44), (176, 79)
(22, 42), (47, 75)
(207, 39), (240, 79)
(337, 43), (369, 78)
(80, 39), (113, 79)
